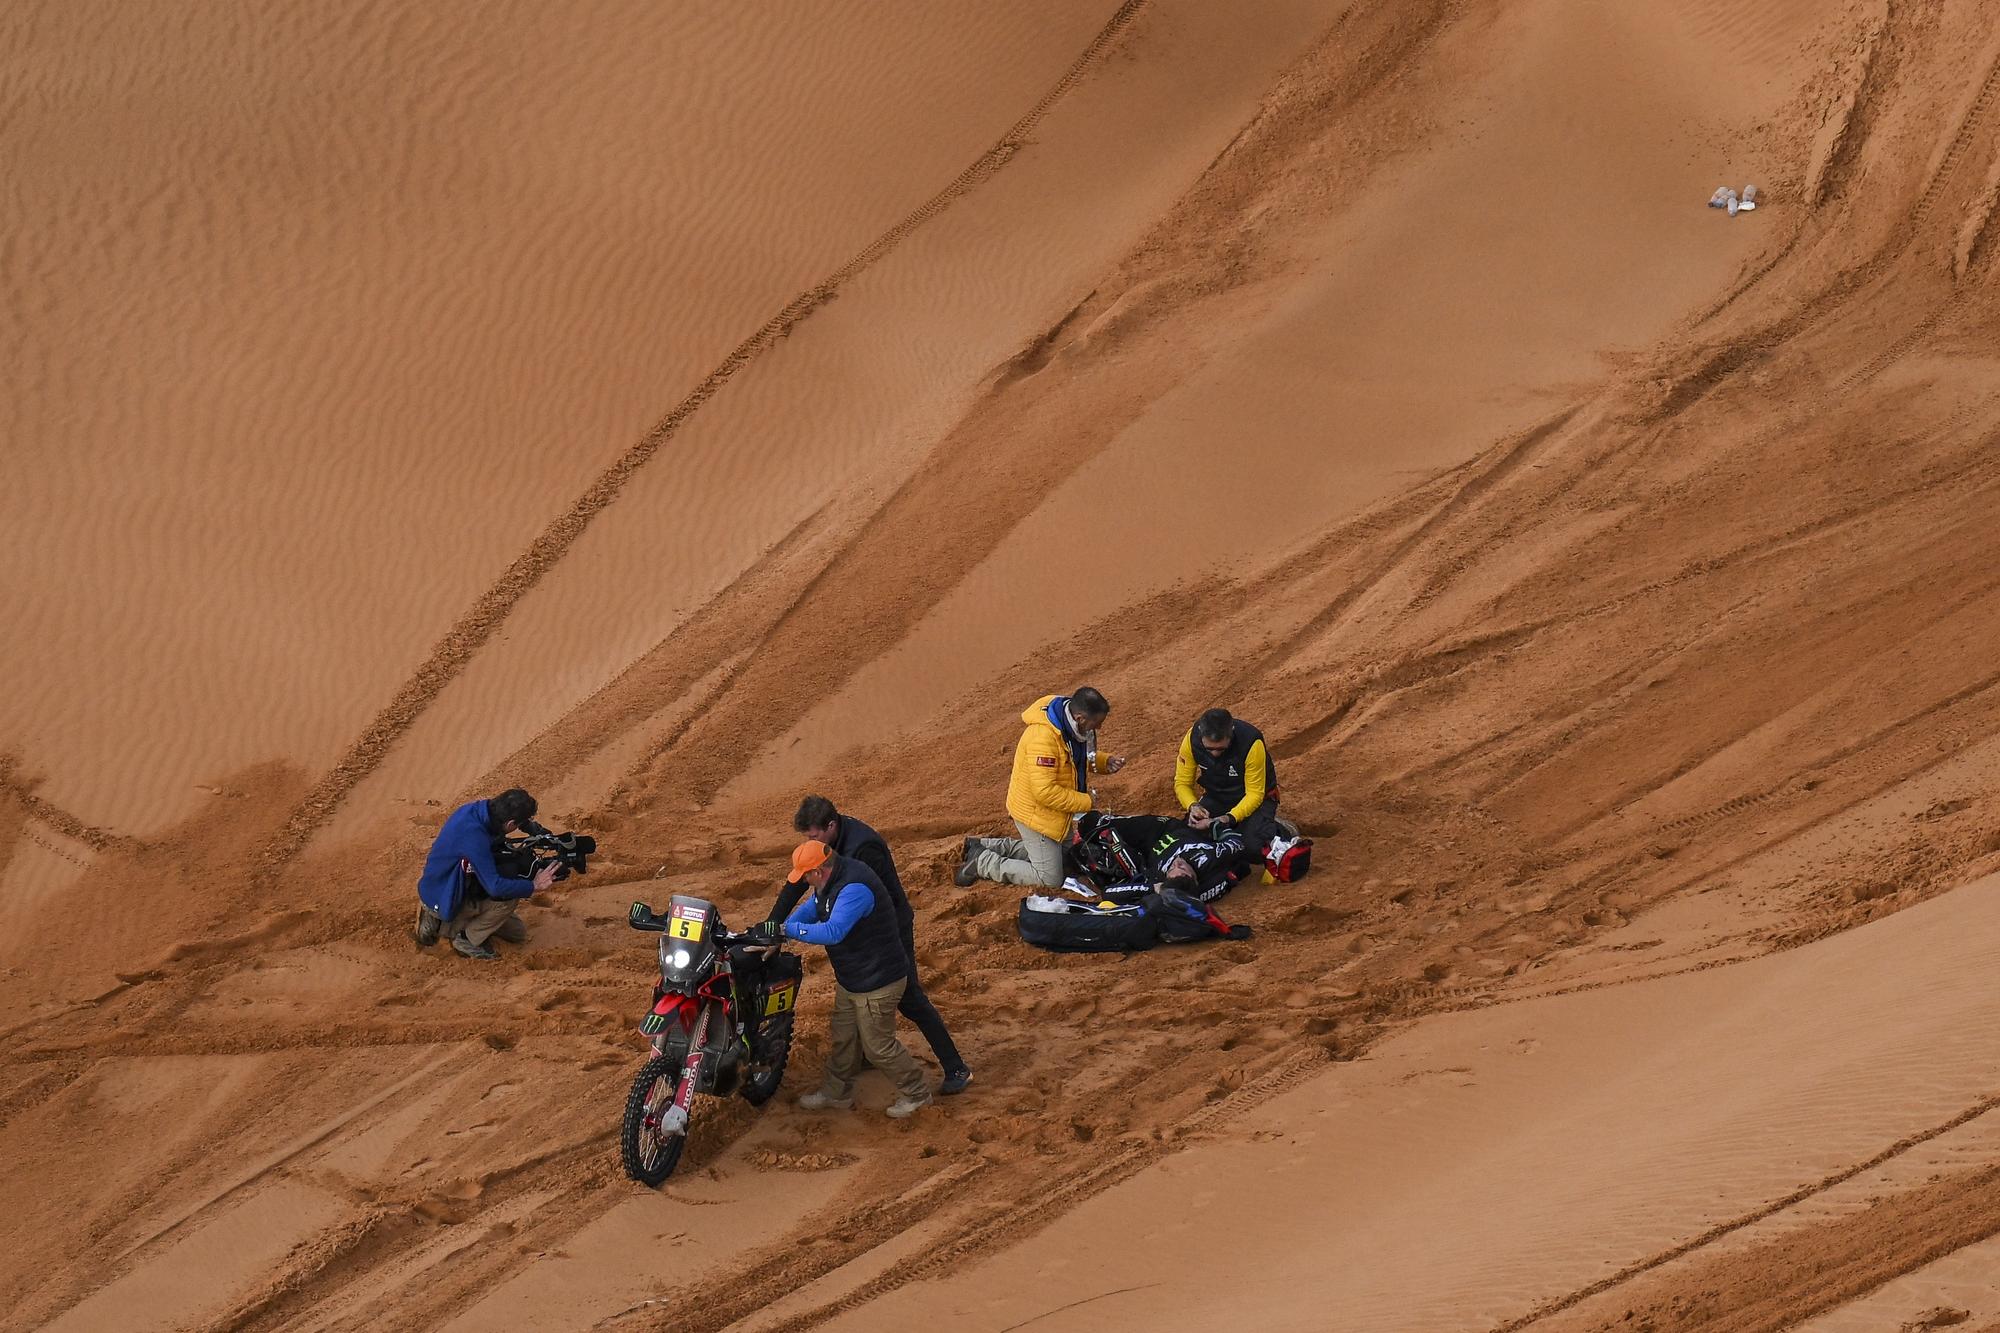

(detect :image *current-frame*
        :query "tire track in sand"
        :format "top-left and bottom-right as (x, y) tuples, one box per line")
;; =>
(1828, 38), (2000, 391)
(0, 757), (145, 856)
(1233, 407), (1580, 703)
(1669, 14), (1998, 407)
(1395, 405), (2000, 840)
(117, 1048), (466, 1263)
(1489, 1086), (2000, 1331)
(661, 1050), (1335, 1333)
(1910, 35), (2000, 230)
(259, 1), (1153, 873)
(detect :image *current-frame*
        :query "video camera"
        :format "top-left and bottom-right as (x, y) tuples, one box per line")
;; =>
(493, 830), (597, 883)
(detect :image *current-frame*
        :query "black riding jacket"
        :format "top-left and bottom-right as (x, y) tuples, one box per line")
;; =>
(1101, 814), (1246, 903)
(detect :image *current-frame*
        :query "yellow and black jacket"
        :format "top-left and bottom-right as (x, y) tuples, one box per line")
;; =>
(1175, 719), (1278, 821)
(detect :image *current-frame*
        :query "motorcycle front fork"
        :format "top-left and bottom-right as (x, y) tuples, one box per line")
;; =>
(656, 1000), (717, 1137)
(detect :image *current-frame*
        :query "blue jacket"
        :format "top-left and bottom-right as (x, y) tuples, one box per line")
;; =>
(417, 799), (535, 919)
(782, 854), (908, 993)
(765, 813), (916, 954)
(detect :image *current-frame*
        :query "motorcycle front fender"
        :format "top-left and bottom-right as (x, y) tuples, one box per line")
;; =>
(641, 992), (697, 1039)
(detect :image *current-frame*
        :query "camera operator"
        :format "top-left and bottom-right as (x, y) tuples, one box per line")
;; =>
(414, 788), (559, 961)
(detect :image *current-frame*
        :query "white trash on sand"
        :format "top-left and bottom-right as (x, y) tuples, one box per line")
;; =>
(1709, 183), (1760, 215)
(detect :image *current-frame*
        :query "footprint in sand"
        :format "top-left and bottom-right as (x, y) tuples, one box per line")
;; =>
(1917, 799), (1972, 821)
(749, 1148), (855, 1172)
(1400, 1067), (1476, 1087)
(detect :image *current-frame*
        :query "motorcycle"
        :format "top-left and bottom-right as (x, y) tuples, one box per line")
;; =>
(619, 895), (802, 1186)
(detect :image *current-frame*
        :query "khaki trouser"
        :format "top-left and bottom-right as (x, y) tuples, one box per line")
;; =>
(821, 977), (929, 1103)
(446, 894), (519, 947)
(966, 820), (1066, 887)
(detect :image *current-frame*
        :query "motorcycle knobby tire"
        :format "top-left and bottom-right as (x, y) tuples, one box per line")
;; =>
(620, 1053), (688, 1186)
(739, 1015), (794, 1107)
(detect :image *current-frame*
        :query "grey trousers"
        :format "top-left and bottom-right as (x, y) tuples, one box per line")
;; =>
(966, 820), (1066, 887)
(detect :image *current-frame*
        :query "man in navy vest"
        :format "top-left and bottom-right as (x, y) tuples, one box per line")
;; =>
(770, 796), (972, 1095)
(777, 840), (933, 1118)
(1176, 708), (1281, 857)
(414, 788), (558, 960)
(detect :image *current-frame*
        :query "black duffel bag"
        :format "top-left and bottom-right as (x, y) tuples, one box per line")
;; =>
(1016, 899), (1157, 953)
(1017, 885), (1253, 954)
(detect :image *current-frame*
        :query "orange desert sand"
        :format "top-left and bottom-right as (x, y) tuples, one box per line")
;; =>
(7, 0), (2000, 1329)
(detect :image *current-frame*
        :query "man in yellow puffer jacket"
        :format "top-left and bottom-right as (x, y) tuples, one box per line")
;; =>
(958, 687), (1125, 887)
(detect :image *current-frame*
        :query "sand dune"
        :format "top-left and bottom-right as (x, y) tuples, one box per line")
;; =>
(306, 0), (1345, 847)
(727, 0), (1784, 800)
(0, 0), (1120, 837)
(804, 875), (2000, 1332)
(9, 0), (2000, 1328)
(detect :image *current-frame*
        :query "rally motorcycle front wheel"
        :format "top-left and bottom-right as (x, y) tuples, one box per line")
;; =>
(620, 1054), (689, 1186)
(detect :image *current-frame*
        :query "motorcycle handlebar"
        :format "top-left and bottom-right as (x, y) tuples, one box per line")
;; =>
(626, 902), (784, 951)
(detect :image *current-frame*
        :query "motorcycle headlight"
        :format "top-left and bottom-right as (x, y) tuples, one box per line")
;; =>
(671, 947), (693, 971)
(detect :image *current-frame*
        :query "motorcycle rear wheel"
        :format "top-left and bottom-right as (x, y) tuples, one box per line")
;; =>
(620, 1054), (688, 1186)
(739, 1017), (793, 1107)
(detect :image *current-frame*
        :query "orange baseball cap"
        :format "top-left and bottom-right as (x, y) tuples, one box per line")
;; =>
(786, 839), (831, 884)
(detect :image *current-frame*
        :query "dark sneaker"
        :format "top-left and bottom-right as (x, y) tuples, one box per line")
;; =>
(961, 835), (983, 862)
(451, 935), (499, 961)
(953, 860), (981, 888)
(413, 906), (442, 948)
(492, 916), (527, 944)
(940, 1066), (973, 1096)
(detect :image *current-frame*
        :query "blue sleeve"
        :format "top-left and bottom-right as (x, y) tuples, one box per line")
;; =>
(462, 824), (536, 901)
(785, 882), (872, 944)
